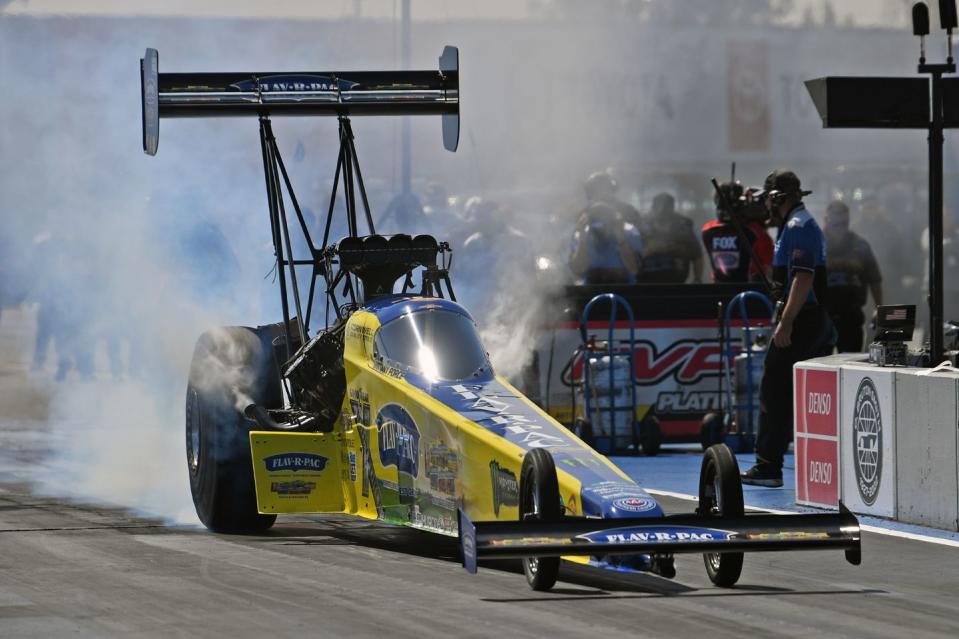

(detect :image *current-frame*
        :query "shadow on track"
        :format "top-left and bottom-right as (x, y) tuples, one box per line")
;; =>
(233, 516), (889, 600)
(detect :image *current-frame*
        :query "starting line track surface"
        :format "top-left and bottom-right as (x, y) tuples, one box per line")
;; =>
(615, 449), (959, 548)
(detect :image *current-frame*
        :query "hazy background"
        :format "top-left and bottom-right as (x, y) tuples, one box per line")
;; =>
(0, 0), (952, 523)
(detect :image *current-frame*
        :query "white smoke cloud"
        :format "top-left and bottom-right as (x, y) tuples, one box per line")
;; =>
(0, 7), (938, 527)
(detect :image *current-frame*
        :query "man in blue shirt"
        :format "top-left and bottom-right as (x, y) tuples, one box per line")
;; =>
(742, 170), (835, 487)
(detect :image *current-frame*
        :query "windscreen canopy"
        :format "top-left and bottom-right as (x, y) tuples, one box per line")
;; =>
(374, 309), (490, 382)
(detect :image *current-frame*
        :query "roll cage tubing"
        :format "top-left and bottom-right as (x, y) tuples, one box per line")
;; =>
(140, 47), (460, 361)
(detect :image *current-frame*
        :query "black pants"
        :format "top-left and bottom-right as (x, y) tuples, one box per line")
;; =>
(756, 305), (835, 468)
(829, 307), (865, 353)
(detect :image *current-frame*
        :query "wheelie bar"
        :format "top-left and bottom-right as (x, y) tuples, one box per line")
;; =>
(458, 504), (861, 574)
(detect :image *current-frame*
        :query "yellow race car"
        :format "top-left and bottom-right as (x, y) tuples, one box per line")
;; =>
(142, 46), (861, 592)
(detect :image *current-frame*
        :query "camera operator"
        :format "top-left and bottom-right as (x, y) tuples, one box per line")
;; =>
(742, 170), (835, 487)
(701, 181), (774, 283)
(568, 202), (643, 285)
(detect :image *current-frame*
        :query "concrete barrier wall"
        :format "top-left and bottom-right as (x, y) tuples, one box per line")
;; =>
(840, 366), (897, 518)
(796, 354), (959, 531)
(894, 371), (959, 529)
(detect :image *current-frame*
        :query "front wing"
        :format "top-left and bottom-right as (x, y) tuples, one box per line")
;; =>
(458, 504), (861, 574)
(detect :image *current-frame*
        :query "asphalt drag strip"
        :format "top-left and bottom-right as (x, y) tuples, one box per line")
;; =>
(0, 484), (956, 639)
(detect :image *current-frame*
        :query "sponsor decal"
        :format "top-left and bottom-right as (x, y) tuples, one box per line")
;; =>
(612, 497), (658, 513)
(809, 459), (833, 486)
(462, 530), (475, 556)
(447, 384), (571, 449)
(348, 388), (371, 426)
(376, 404), (420, 478)
(230, 74), (359, 93)
(745, 531), (829, 540)
(712, 250), (742, 274)
(414, 511), (455, 533)
(571, 339), (722, 386)
(426, 440), (458, 498)
(263, 453), (328, 473)
(488, 536), (573, 547)
(579, 525), (733, 544)
(346, 324), (374, 343)
(712, 235), (738, 250)
(490, 460), (519, 516)
(378, 478), (416, 498)
(852, 377), (882, 506)
(270, 480), (317, 496)
(580, 482), (661, 517)
(348, 451), (357, 482)
(581, 481), (647, 500)
(807, 391), (832, 416)
(655, 390), (721, 413)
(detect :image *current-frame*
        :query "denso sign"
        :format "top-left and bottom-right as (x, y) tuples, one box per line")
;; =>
(794, 366), (840, 508)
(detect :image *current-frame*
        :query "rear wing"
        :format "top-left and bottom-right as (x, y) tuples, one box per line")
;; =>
(140, 46), (460, 155)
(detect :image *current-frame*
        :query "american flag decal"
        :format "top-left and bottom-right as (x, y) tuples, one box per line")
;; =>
(886, 308), (907, 321)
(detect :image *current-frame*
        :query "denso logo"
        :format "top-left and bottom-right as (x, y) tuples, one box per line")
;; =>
(807, 392), (832, 415)
(809, 460), (833, 485)
(574, 340), (722, 385)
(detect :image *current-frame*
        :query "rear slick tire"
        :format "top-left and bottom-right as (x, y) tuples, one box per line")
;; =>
(520, 448), (561, 591)
(186, 326), (281, 534)
(699, 443), (744, 587)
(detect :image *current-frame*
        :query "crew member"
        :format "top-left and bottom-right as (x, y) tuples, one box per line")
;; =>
(823, 200), (883, 352)
(742, 170), (834, 487)
(584, 171), (642, 227)
(568, 203), (643, 284)
(701, 181), (774, 283)
(638, 193), (703, 283)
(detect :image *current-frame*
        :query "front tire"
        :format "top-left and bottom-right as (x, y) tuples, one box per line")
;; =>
(699, 444), (744, 587)
(700, 412), (725, 451)
(186, 325), (282, 533)
(520, 448), (561, 591)
(640, 415), (662, 456)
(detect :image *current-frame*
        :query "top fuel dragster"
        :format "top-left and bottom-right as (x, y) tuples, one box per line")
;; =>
(141, 46), (860, 590)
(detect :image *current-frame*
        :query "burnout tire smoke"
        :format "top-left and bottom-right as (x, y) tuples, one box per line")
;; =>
(185, 325), (285, 533)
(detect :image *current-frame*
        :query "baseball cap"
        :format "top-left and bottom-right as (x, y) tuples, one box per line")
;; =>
(763, 170), (812, 197)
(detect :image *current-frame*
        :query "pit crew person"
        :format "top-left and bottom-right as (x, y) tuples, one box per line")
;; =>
(742, 170), (834, 487)
(638, 192), (703, 283)
(823, 200), (883, 352)
(568, 202), (643, 284)
(701, 181), (774, 283)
